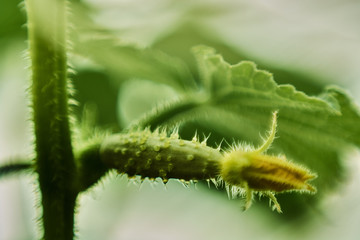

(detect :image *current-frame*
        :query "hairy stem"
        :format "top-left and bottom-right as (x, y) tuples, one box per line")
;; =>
(26, 0), (77, 239)
(0, 162), (32, 178)
(133, 98), (204, 130)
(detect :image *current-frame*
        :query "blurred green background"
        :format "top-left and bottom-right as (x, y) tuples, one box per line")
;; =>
(1, 0), (360, 239)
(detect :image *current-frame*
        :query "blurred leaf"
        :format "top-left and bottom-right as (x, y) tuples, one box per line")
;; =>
(0, 0), (26, 38)
(117, 79), (180, 128)
(135, 46), (360, 206)
(152, 23), (325, 95)
(72, 70), (118, 128)
(73, 34), (196, 92)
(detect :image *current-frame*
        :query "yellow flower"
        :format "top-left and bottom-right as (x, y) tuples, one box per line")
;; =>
(220, 112), (317, 213)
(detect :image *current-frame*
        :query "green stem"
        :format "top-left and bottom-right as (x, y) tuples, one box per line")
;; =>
(27, 0), (77, 239)
(133, 98), (205, 130)
(0, 162), (32, 178)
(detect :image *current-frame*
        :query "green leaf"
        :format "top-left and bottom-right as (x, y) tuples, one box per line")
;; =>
(134, 45), (360, 208)
(192, 45), (231, 95)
